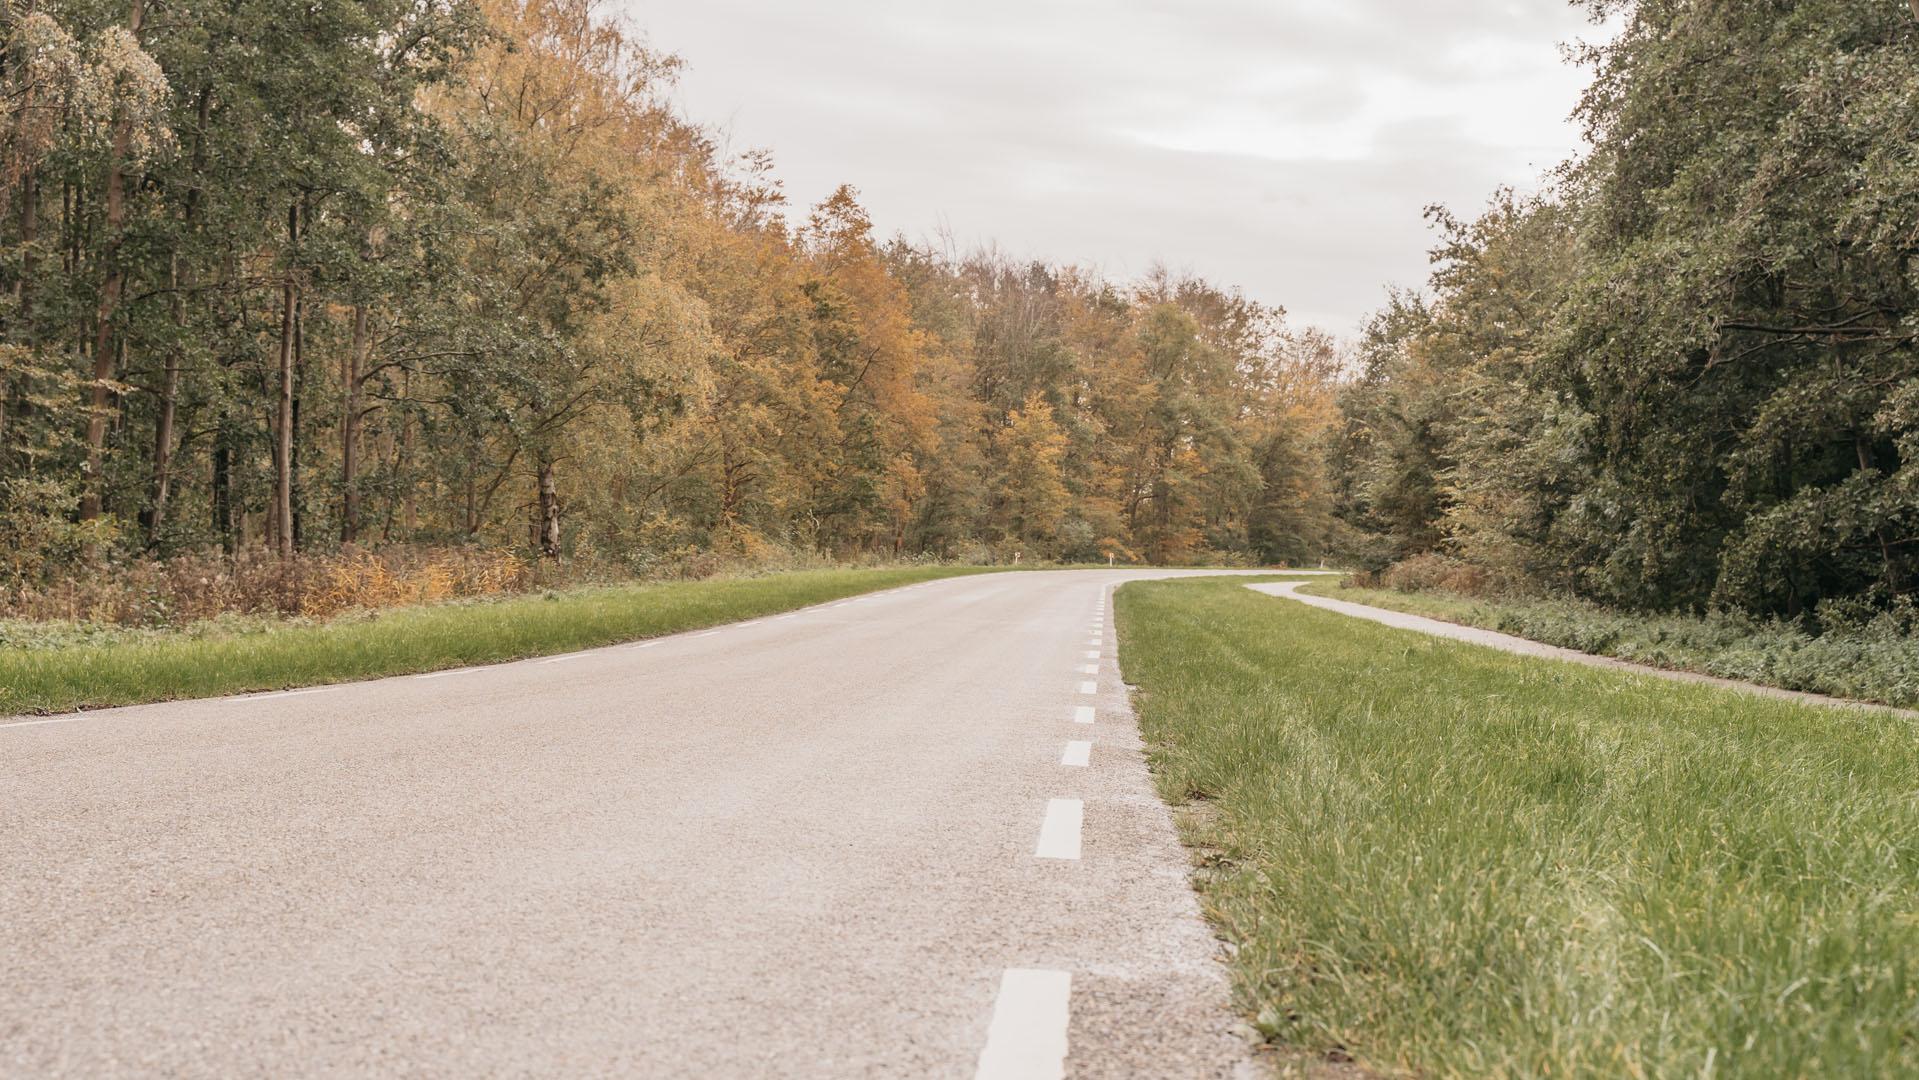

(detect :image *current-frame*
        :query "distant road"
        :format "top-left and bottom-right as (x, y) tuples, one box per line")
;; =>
(3, 571), (1270, 1078)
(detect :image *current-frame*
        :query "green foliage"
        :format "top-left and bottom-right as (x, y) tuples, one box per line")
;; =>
(1338, 2), (1919, 618)
(0, 0), (1343, 589)
(1123, 575), (1919, 1077)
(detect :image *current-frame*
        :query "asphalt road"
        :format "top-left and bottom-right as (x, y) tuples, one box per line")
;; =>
(3, 570), (1270, 1078)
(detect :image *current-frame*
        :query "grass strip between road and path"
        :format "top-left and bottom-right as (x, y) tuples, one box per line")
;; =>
(1296, 576), (1919, 711)
(0, 566), (1004, 717)
(1118, 575), (1919, 1078)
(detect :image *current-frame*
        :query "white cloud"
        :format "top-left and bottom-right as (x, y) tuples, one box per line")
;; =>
(616, 0), (1609, 332)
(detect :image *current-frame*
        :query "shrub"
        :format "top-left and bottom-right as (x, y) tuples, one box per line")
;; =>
(1378, 553), (1495, 596)
(0, 546), (534, 626)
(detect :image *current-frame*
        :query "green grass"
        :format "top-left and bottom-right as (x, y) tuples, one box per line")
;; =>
(1119, 575), (1919, 1078)
(0, 565), (1003, 716)
(1302, 578), (1919, 710)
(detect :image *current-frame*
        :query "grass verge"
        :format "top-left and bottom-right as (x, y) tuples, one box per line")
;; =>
(1119, 575), (1919, 1078)
(1300, 577), (1919, 710)
(0, 566), (1001, 716)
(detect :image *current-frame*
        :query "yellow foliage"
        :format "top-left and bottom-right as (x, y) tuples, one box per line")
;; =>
(299, 550), (528, 618)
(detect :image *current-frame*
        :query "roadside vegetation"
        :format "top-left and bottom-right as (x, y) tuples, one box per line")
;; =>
(1332, 3), (1919, 655)
(0, 0), (1342, 612)
(1121, 576), (1919, 1078)
(1303, 566), (1919, 710)
(0, 565), (996, 716)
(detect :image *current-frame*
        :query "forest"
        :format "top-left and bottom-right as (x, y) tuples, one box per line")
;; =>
(0, 0), (1342, 622)
(1337, 0), (1919, 621)
(9, 0), (1919, 630)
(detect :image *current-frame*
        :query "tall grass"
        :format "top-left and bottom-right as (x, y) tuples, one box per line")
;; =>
(1120, 576), (1919, 1077)
(0, 566), (996, 716)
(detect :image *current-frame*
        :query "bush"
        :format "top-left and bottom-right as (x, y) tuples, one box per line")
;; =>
(0, 546), (535, 627)
(1378, 553), (1496, 596)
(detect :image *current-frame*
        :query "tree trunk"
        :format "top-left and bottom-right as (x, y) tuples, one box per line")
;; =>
(5, 166), (37, 461)
(146, 85), (210, 547)
(143, 255), (180, 545)
(212, 420), (233, 553)
(274, 206), (298, 559)
(291, 284), (305, 550)
(341, 303), (368, 544)
(536, 457), (561, 559)
(399, 369), (417, 534)
(79, 0), (148, 521)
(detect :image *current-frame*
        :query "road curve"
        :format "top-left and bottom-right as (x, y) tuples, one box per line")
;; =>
(3, 570), (1265, 1078)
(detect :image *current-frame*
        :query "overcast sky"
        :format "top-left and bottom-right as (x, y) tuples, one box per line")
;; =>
(616, 1), (1609, 334)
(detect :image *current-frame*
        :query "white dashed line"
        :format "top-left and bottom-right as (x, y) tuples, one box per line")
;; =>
(1074, 706), (1095, 725)
(628, 641), (659, 651)
(1078, 681), (1097, 695)
(974, 968), (1072, 1080)
(1035, 798), (1084, 860)
(1060, 741), (1091, 767)
(693, 631), (721, 639)
(1083, 651), (1099, 660)
(414, 667), (483, 680)
(537, 653), (590, 665)
(1078, 664), (1098, 675)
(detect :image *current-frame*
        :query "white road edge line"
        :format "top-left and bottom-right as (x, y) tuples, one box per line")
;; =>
(1074, 706), (1095, 725)
(974, 968), (1072, 1080)
(244, 687), (340, 700)
(0, 715), (88, 730)
(1060, 741), (1091, 768)
(414, 667), (484, 680)
(1078, 681), (1097, 695)
(1036, 798), (1084, 860)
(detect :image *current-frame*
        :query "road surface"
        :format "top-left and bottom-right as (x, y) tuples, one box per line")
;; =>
(3, 570), (1269, 1078)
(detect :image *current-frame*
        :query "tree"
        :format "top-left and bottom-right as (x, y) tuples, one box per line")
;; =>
(992, 393), (1070, 551)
